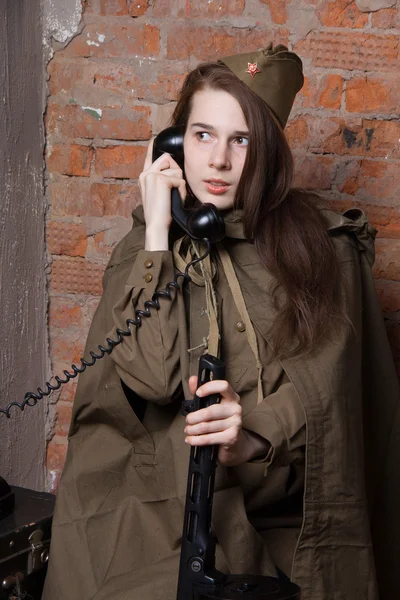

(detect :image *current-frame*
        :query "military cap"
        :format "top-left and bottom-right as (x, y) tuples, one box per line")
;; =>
(219, 43), (304, 128)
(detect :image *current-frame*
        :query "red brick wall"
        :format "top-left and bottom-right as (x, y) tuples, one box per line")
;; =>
(45, 0), (400, 491)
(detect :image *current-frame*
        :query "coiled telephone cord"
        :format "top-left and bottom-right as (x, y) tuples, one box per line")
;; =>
(0, 242), (211, 418)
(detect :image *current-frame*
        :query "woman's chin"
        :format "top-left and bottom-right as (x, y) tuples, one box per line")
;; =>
(194, 191), (235, 211)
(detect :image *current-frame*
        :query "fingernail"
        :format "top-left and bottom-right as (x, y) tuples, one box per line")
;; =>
(185, 438), (189, 444)
(196, 389), (203, 397)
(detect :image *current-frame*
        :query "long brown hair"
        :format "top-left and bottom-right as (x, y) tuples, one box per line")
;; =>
(171, 62), (342, 358)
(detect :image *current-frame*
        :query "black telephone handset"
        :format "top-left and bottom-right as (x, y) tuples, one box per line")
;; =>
(152, 126), (225, 243)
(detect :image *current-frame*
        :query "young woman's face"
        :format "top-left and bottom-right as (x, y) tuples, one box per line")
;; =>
(183, 88), (249, 211)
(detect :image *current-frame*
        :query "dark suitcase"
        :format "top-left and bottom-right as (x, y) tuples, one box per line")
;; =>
(0, 486), (55, 600)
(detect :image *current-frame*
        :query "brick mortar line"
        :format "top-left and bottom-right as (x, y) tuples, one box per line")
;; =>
(296, 27), (400, 38)
(51, 254), (108, 263)
(46, 60), (399, 81)
(302, 68), (400, 77)
(46, 216), (135, 227)
(46, 140), (400, 154)
(291, 111), (400, 119)
(82, 15), (282, 27)
(49, 291), (102, 298)
(48, 95), (157, 104)
(47, 99), (176, 110)
(291, 151), (400, 163)
(325, 193), (400, 208)
(47, 105), (400, 121)
(47, 139), (150, 147)
(369, 28), (400, 34)
(80, 15), (400, 35)
(46, 107), (400, 121)
(295, 154), (400, 163)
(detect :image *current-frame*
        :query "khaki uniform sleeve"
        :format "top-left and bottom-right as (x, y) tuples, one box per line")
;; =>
(242, 380), (306, 469)
(109, 249), (182, 404)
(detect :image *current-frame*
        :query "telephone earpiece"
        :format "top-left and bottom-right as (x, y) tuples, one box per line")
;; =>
(152, 126), (225, 243)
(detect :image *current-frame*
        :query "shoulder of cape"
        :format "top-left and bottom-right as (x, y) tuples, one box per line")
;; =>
(106, 205), (146, 269)
(227, 203), (377, 267)
(317, 205), (372, 233)
(317, 205), (377, 267)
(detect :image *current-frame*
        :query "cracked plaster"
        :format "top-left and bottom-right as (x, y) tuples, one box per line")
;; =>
(355, 0), (397, 12)
(43, 0), (83, 58)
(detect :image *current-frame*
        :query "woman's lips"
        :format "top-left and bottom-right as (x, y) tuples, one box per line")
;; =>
(204, 180), (230, 195)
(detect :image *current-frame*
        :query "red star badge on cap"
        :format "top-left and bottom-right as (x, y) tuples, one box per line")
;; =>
(246, 62), (261, 78)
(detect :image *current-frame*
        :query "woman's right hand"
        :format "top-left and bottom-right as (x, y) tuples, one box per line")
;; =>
(139, 139), (186, 251)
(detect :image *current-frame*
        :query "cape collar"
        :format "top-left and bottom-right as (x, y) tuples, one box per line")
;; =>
(222, 209), (247, 239)
(130, 203), (376, 263)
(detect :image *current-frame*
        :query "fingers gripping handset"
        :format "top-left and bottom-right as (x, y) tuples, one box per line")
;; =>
(152, 127), (225, 243)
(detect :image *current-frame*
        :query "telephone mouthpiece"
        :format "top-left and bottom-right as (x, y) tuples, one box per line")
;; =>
(188, 204), (226, 243)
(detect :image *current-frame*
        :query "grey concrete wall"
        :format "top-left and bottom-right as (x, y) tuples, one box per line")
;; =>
(0, 0), (47, 490)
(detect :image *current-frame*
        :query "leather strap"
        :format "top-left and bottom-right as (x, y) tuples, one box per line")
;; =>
(217, 243), (264, 405)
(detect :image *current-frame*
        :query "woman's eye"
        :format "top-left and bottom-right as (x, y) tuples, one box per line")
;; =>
(196, 132), (212, 141)
(234, 136), (249, 146)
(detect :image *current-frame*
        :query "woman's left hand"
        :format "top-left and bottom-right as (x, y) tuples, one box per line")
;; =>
(185, 376), (270, 467)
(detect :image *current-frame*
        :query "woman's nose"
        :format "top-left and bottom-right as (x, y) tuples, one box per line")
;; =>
(209, 141), (231, 170)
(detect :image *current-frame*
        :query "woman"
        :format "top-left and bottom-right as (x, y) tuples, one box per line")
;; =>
(43, 45), (399, 600)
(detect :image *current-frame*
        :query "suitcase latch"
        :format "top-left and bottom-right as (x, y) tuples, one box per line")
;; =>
(27, 530), (49, 574)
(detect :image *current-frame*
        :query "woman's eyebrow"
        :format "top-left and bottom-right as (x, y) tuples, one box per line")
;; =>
(191, 122), (249, 136)
(191, 122), (215, 130)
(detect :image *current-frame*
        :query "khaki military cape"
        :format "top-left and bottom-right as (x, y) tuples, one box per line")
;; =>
(43, 204), (400, 600)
